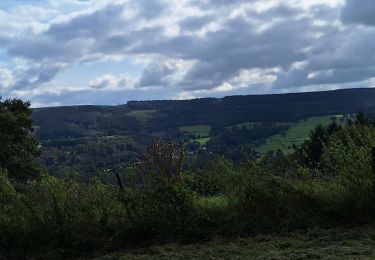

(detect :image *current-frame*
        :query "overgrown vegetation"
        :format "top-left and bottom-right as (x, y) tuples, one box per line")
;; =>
(2, 98), (375, 258)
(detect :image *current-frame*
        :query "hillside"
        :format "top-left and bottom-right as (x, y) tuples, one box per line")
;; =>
(34, 88), (375, 138)
(32, 88), (374, 178)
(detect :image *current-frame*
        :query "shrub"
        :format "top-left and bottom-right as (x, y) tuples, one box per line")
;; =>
(0, 172), (128, 256)
(185, 157), (235, 196)
(320, 125), (375, 211)
(117, 142), (199, 241)
(0, 170), (30, 250)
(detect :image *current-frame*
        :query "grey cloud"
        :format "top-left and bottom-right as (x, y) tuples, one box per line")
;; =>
(89, 73), (133, 89)
(7, 37), (71, 61)
(46, 4), (126, 41)
(132, 0), (168, 19)
(6, 4), (127, 62)
(89, 76), (113, 89)
(131, 10), (316, 90)
(137, 62), (174, 87)
(273, 17), (375, 90)
(98, 34), (131, 53)
(180, 16), (314, 90)
(197, 0), (249, 8)
(3, 1), (315, 92)
(4, 0), (375, 105)
(308, 30), (375, 71)
(21, 67), (62, 92)
(179, 15), (215, 31)
(1, 3), (132, 90)
(341, 0), (375, 26)
(273, 66), (375, 90)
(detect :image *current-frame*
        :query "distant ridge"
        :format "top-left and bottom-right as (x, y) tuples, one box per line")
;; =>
(33, 88), (375, 135)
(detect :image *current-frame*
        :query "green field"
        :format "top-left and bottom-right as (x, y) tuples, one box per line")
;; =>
(126, 110), (157, 124)
(180, 125), (211, 137)
(256, 116), (339, 156)
(226, 121), (292, 129)
(195, 137), (210, 145)
(180, 125), (211, 144)
(96, 225), (375, 259)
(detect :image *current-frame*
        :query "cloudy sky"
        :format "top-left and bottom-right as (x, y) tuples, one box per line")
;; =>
(0, 0), (375, 107)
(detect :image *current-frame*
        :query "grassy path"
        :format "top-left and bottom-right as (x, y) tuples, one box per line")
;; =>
(95, 225), (375, 259)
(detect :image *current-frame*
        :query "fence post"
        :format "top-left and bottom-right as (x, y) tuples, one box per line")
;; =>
(114, 170), (135, 224)
(115, 172), (124, 192)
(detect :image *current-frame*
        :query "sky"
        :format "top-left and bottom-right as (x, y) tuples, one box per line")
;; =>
(1, 0), (375, 107)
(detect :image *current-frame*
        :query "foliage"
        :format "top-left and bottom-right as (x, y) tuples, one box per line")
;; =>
(319, 125), (375, 209)
(116, 142), (201, 241)
(41, 136), (140, 181)
(296, 122), (340, 167)
(0, 98), (43, 180)
(0, 172), (127, 257)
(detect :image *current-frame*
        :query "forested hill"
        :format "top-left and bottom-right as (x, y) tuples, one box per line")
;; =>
(33, 88), (375, 136)
(127, 88), (375, 127)
(31, 87), (375, 179)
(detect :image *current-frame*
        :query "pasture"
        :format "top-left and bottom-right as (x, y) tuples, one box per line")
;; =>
(256, 115), (342, 156)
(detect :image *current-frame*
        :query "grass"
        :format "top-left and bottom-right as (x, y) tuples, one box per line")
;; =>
(226, 122), (292, 129)
(180, 125), (211, 137)
(180, 125), (211, 144)
(127, 110), (157, 125)
(256, 115), (340, 156)
(179, 116), (350, 149)
(195, 137), (210, 145)
(94, 225), (375, 259)
(197, 195), (229, 210)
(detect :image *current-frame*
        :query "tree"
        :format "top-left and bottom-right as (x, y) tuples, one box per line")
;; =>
(297, 122), (340, 167)
(355, 111), (366, 125)
(0, 98), (42, 180)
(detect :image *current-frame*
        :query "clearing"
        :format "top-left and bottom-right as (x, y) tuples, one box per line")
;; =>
(256, 115), (343, 156)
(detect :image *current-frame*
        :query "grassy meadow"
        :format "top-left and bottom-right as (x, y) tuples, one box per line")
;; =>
(256, 116), (344, 156)
(180, 125), (211, 144)
(126, 110), (157, 125)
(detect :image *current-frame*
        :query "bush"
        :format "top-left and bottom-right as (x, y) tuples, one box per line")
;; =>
(0, 170), (30, 251)
(0, 172), (128, 256)
(117, 142), (200, 241)
(320, 125), (375, 211)
(185, 157), (235, 196)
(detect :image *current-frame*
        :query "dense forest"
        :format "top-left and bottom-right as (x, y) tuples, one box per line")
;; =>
(2, 95), (375, 258)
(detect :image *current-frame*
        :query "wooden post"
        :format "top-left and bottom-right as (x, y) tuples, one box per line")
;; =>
(372, 147), (375, 200)
(115, 172), (124, 192)
(114, 170), (135, 223)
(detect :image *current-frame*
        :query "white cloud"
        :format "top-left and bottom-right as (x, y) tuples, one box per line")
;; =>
(0, 0), (374, 106)
(89, 73), (135, 90)
(0, 66), (14, 90)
